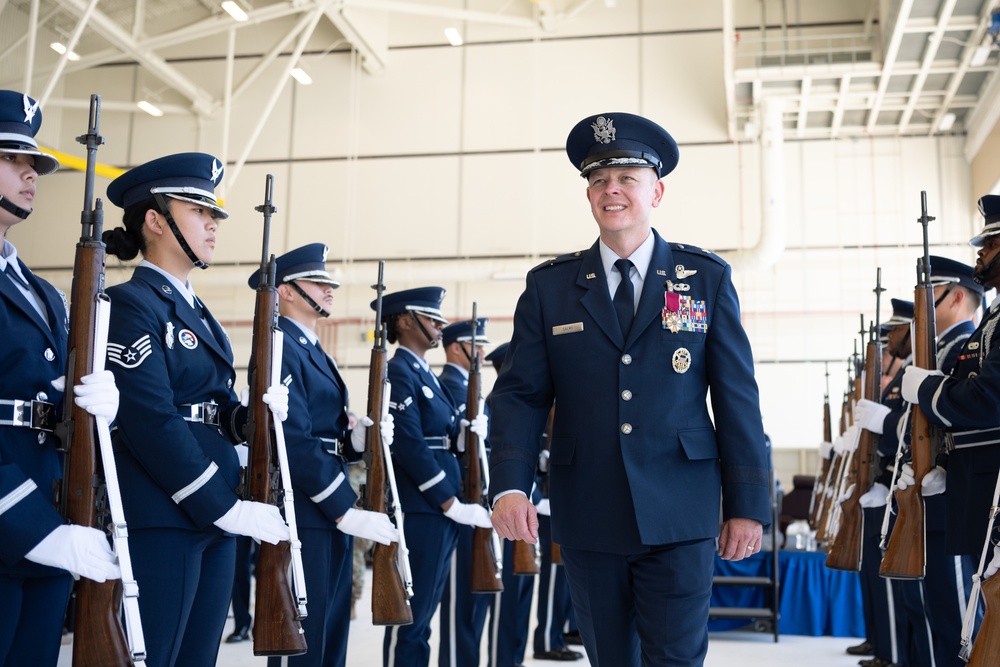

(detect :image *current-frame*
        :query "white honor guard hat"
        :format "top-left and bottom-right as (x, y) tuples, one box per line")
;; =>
(248, 243), (339, 289)
(107, 152), (228, 219)
(970, 195), (1000, 248)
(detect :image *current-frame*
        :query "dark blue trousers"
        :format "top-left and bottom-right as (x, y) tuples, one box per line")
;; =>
(533, 514), (574, 654)
(230, 535), (255, 632)
(438, 524), (490, 667)
(268, 526), (353, 667)
(384, 513), (458, 667)
(0, 570), (72, 667)
(485, 538), (533, 667)
(562, 538), (715, 667)
(131, 527), (235, 667)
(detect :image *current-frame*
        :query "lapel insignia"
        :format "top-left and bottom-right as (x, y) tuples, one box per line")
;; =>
(161, 284), (172, 295)
(675, 265), (697, 279)
(44, 348), (55, 361)
(108, 335), (153, 369)
(165, 321), (175, 349)
(299, 336), (308, 345)
(656, 269), (666, 276)
(586, 272), (596, 279)
(968, 341), (980, 350)
(672, 347), (692, 373)
(422, 385), (435, 399)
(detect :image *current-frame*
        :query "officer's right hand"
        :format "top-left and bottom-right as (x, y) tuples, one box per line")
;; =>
(985, 542), (1000, 580)
(25, 524), (121, 582)
(855, 398), (890, 435)
(337, 508), (399, 545)
(214, 500), (290, 544)
(538, 449), (550, 473)
(859, 482), (889, 508)
(443, 500), (493, 528)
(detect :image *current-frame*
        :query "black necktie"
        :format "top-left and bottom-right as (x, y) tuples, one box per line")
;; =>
(613, 258), (635, 337)
(4, 262), (29, 290)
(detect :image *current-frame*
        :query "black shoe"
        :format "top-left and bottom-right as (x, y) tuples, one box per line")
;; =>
(225, 626), (251, 643)
(534, 648), (583, 661)
(846, 641), (875, 656)
(562, 631), (583, 646)
(858, 658), (889, 667)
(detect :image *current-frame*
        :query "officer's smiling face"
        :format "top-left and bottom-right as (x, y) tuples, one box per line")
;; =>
(0, 152), (38, 230)
(585, 166), (663, 236)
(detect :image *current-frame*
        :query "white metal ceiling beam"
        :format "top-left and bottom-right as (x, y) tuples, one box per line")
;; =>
(722, 0), (736, 142)
(38, 0), (100, 108)
(54, 0), (217, 116)
(323, 3), (388, 74)
(932, 4), (995, 137)
(865, 0), (914, 134)
(796, 76), (811, 138)
(340, 0), (539, 29)
(898, 0), (956, 133)
(830, 75), (850, 139)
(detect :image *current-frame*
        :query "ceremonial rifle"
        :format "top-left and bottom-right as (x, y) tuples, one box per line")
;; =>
(961, 471), (1000, 664)
(816, 381), (850, 544)
(827, 273), (885, 572)
(543, 406), (562, 565)
(245, 175), (307, 655)
(880, 191), (943, 580)
(510, 402), (542, 576)
(58, 94), (146, 667)
(360, 261), (414, 625)
(464, 304), (504, 592)
(808, 363), (832, 530)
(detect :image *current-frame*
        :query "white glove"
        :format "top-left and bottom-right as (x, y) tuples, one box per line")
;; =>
(234, 443), (249, 467)
(444, 501), (493, 528)
(834, 426), (859, 454)
(859, 482), (890, 508)
(837, 483), (856, 505)
(901, 366), (943, 403)
(25, 524), (120, 582)
(72, 370), (120, 422)
(469, 412), (488, 438)
(535, 498), (551, 516)
(213, 500), (290, 544)
(262, 383), (289, 422)
(985, 542), (1000, 580)
(538, 449), (550, 473)
(897, 463), (946, 497)
(831, 434), (845, 455)
(819, 440), (834, 459)
(855, 399), (890, 435)
(921, 466), (947, 496)
(350, 414), (395, 453)
(51, 375), (66, 392)
(337, 508), (399, 545)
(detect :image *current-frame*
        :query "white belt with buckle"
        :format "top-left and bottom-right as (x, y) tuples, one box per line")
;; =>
(0, 399), (56, 432)
(179, 402), (220, 426)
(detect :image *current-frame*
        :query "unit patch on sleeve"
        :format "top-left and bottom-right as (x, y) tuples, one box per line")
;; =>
(108, 335), (153, 369)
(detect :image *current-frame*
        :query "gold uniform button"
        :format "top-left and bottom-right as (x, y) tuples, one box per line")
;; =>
(621, 423), (633, 434)
(621, 354), (632, 365)
(621, 390), (632, 401)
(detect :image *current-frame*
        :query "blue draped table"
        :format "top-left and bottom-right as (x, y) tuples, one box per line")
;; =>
(708, 549), (864, 637)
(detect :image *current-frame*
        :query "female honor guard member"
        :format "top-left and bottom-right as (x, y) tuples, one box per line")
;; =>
(0, 89), (121, 667)
(103, 153), (290, 667)
(489, 112), (771, 667)
(372, 288), (490, 667)
(247, 243), (398, 667)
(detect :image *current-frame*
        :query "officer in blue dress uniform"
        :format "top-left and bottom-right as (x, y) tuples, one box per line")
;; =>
(373, 288), (492, 667)
(851, 300), (914, 667)
(436, 318), (493, 667)
(0, 89), (120, 667)
(248, 243), (398, 667)
(488, 112), (771, 667)
(902, 198), (1000, 639)
(102, 152), (291, 667)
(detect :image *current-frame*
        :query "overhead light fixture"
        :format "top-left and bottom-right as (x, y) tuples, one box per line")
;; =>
(290, 67), (313, 85)
(50, 42), (80, 61)
(605, 0), (618, 6)
(221, 1), (249, 22)
(972, 33), (994, 66)
(444, 27), (463, 46)
(137, 100), (163, 117)
(937, 112), (956, 132)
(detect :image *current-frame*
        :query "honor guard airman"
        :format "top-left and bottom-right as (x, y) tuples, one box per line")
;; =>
(249, 243), (397, 667)
(488, 111), (771, 667)
(0, 89), (121, 667)
(103, 152), (290, 667)
(374, 288), (491, 667)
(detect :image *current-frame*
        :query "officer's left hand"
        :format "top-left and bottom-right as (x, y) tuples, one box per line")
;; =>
(351, 414), (395, 453)
(901, 366), (943, 403)
(74, 370), (120, 422)
(837, 483), (856, 505)
(718, 517), (763, 561)
(262, 383), (289, 422)
(921, 466), (947, 496)
(985, 542), (1000, 580)
(469, 412), (488, 438)
(491, 493), (539, 544)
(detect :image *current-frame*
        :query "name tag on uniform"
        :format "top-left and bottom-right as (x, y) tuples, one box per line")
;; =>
(552, 322), (584, 336)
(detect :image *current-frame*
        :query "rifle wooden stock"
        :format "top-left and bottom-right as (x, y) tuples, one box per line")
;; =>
(967, 565), (1000, 665)
(512, 540), (540, 576)
(809, 397), (833, 530)
(827, 338), (882, 572)
(363, 335), (413, 626)
(246, 180), (306, 656)
(551, 541), (563, 566)
(58, 95), (133, 667)
(541, 406), (561, 566)
(880, 284), (938, 579)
